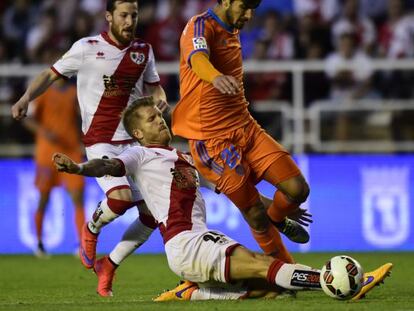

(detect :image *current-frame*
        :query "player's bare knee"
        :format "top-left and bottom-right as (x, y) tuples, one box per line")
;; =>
(285, 179), (310, 204)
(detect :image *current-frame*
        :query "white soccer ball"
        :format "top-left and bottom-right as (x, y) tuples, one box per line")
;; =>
(320, 255), (364, 300)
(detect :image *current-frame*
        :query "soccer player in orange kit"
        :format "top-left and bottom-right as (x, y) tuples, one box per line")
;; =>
(24, 79), (85, 257)
(172, 0), (311, 263)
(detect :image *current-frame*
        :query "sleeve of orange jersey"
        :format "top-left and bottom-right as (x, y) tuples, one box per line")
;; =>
(181, 16), (222, 83)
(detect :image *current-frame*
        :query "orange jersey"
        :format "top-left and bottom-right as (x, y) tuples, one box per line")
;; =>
(172, 9), (252, 140)
(34, 83), (83, 165)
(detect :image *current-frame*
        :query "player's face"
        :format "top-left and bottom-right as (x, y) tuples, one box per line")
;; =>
(226, 0), (254, 29)
(134, 106), (172, 146)
(106, 1), (138, 45)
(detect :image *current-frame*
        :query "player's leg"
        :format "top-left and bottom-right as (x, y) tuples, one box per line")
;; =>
(33, 165), (56, 257)
(65, 173), (86, 246)
(262, 156), (310, 232)
(81, 143), (156, 269)
(34, 191), (50, 257)
(94, 203), (157, 297)
(247, 125), (310, 243)
(229, 246), (321, 290)
(188, 138), (294, 263)
(226, 182), (294, 263)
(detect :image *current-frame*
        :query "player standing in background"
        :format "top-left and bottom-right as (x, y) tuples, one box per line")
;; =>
(52, 97), (392, 301)
(11, 0), (168, 269)
(173, 0), (310, 263)
(24, 78), (85, 257)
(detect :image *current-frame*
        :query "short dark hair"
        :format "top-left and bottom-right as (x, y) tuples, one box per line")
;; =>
(122, 96), (155, 138)
(106, 0), (138, 13)
(217, 0), (261, 9)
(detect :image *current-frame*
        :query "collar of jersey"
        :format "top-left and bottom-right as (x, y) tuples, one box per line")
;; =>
(207, 8), (235, 33)
(101, 31), (130, 50)
(146, 144), (174, 151)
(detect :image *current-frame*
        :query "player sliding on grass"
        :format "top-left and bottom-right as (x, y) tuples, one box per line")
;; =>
(12, 0), (167, 270)
(53, 97), (392, 300)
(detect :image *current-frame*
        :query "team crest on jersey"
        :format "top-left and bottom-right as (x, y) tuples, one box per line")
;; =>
(192, 37), (208, 50)
(130, 52), (146, 65)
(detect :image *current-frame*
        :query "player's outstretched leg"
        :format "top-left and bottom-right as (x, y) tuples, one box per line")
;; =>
(351, 263), (393, 300)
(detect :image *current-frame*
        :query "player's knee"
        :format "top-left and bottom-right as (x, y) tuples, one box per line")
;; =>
(286, 179), (310, 204)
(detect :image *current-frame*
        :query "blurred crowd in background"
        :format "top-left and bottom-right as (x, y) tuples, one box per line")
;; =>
(1, 0), (414, 150)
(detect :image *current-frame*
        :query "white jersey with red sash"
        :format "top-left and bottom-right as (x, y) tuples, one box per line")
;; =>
(52, 32), (160, 146)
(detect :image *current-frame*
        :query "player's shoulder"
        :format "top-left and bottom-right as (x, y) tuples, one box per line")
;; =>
(192, 10), (213, 21)
(186, 10), (214, 29)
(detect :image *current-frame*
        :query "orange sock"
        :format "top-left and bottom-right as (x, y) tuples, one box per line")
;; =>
(35, 209), (45, 242)
(267, 191), (299, 223)
(74, 206), (85, 242)
(250, 225), (295, 263)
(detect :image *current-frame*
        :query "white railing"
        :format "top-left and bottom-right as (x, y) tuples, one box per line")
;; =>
(1, 59), (414, 156)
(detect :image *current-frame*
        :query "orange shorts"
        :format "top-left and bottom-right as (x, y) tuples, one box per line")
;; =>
(189, 120), (300, 197)
(35, 164), (84, 193)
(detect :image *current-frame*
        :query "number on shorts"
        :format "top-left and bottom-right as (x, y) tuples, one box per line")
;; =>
(221, 145), (240, 169)
(202, 231), (225, 243)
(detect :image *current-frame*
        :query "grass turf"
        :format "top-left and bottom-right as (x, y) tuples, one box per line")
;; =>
(0, 252), (412, 311)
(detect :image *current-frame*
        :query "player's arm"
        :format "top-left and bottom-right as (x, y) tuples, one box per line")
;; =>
(190, 52), (240, 95)
(52, 153), (124, 177)
(11, 69), (61, 120)
(144, 83), (170, 113)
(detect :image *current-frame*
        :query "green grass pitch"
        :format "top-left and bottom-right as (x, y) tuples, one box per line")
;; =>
(0, 252), (413, 311)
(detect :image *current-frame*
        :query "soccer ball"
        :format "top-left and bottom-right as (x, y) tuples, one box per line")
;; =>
(320, 255), (364, 300)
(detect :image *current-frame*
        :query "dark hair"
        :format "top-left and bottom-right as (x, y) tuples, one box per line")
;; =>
(217, 0), (261, 9)
(122, 96), (155, 138)
(106, 0), (138, 13)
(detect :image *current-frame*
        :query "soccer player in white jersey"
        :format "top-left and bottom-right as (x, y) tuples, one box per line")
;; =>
(53, 97), (392, 300)
(11, 0), (166, 269)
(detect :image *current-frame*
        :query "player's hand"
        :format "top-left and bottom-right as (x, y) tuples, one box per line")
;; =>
(52, 153), (81, 174)
(212, 75), (240, 95)
(287, 208), (313, 227)
(11, 97), (29, 120)
(156, 99), (170, 113)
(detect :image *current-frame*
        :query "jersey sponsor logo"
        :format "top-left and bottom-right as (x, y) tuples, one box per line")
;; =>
(170, 165), (199, 190)
(130, 52), (146, 65)
(192, 37), (208, 50)
(291, 270), (321, 288)
(102, 74), (136, 97)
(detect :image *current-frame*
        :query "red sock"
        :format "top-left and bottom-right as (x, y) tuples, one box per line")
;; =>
(266, 259), (285, 285)
(35, 209), (45, 242)
(267, 191), (299, 223)
(74, 205), (85, 242)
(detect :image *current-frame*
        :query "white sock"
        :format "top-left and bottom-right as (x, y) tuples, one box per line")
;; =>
(190, 287), (247, 300)
(275, 263), (321, 290)
(109, 217), (154, 265)
(88, 199), (119, 234)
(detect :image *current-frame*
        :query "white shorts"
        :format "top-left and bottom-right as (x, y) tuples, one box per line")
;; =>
(85, 142), (142, 200)
(165, 229), (240, 283)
